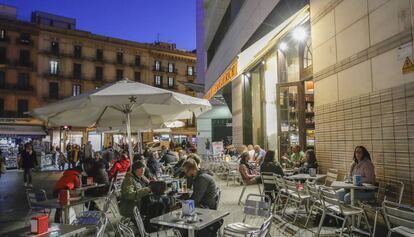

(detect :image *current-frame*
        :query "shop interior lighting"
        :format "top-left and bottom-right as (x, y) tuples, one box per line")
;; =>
(278, 42), (287, 51)
(293, 27), (307, 41)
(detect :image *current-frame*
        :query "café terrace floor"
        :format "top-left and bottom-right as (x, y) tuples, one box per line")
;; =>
(0, 167), (388, 236)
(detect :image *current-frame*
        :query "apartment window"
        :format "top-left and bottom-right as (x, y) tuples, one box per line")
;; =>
(73, 63), (82, 79)
(0, 98), (3, 116)
(154, 75), (162, 87)
(187, 66), (194, 76)
(0, 47), (6, 64)
(51, 41), (59, 54)
(96, 49), (103, 61)
(74, 45), (82, 59)
(0, 71), (5, 88)
(95, 66), (103, 80)
(17, 99), (28, 117)
(0, 29), (5, 40)
(168, 77), (174, 88)
(72, 84), (81, 96)
(17, 73), (30, 89)
(49, 60), (59, 75)
(49, 82), (59, 99)
(116, 52), (123, 64)
(168, 63), (174, 73)
(19, 50), (31, 66)
(134, 71), (141, 82)
(116, 69), (123, 81)
(154, 60), (161, 71)
(19, 33), (31, 44)
(135, 55), (141, 66)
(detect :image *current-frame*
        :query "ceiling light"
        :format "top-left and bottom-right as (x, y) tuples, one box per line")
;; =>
(293, 27), (307, 41)
(278, 42), (287, 51)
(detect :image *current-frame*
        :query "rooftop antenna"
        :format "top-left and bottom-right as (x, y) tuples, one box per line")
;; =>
(156, 33), (160, 43)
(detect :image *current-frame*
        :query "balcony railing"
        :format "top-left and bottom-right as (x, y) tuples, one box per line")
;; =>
(15, 60), (34, 68)
(152, 66), (165, 72)
(166, 68), (178, 74)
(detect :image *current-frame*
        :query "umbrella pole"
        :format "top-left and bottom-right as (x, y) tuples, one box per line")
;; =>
(126, 111), (134, 171)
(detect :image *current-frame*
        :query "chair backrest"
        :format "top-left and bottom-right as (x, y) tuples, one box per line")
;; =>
(324, 169), (338, 186)
(258, 214), (273, 237)
(26, 188), (47, 210)
(305, 181), (320, 202)
(284, 179), (305, 199)
(274, 174), (286, 191)
(261, 172), (277, 191)
(243, 194), (272, 221)
(118, 222), (135, 237)
(133, 206), (147, 237)
(213, 187), (222, 210)
(102, 189), (116, 213)
(383, 200), (414, 231)
(384, 180), (405, 204)
(112, 171), (127, 195)
(95, 213), (108, 237)
(319, 187), (343, 213)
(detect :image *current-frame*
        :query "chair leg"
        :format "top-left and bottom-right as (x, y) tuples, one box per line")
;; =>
(387, 231), (392, 237)
(372, 210), (378, 237)
(281, 196), (291, 219)
(316, 211), (326, 237)
(238, 185), (246, 206)
(293, 201), (300, 223)
(226, 173), (230, 186)
(304, 204), (314, 227)
(362, 210), (372, 235)
(257, 183), (262, 194)
(339, 216), (348, 237)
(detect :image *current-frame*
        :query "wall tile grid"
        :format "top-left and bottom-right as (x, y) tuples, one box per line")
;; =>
(315, 81), (414, 205)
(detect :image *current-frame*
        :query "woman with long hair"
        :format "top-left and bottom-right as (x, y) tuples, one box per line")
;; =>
(298, 149), (318, 174)
(337, 146), (376, 204)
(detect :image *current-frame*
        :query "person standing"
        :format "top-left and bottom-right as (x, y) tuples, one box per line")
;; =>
(21, 143), (38, 187)
(71, 144), (79, 168)
(0, 152), (6, 178)
(83, 141), (93, 161)
(253, 145), (266, 169)
(205, 138), (211, 157)
(66, 142), (72, 168)
(57, 148), (66, 171)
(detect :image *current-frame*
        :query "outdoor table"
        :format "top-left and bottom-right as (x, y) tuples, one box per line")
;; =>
(286, 173), (326, 181)
(37, 196), (101, 224)
(330, 181), (377, 235)
(2, 223), (90, 237)
(150, 208), (230, 237)
(76, 183), (106, 197)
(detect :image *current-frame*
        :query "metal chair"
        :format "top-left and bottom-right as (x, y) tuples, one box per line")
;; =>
(281, 178), (310, 223)
(25, 188), (51, 225)
(133, 206), (181, 237)
(319, 186), (371, 237)
(214, 187), (222, 210)
(359, 180), (404, 237)
(223, 194), (273, 237)
(111, 171), (127, 198)
(273, 175), (290, 213)
(304, 181), (328, 236)
(73, 211), (108, 237)
(323, 169), (338, 186)
(118, 221), (136, 237)
(382, 200), (414, 237)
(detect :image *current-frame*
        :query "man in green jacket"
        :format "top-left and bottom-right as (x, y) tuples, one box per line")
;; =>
(119, 161), (151, 219)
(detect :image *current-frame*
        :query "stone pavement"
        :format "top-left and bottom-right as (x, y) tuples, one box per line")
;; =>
(0, 169), (387, 236)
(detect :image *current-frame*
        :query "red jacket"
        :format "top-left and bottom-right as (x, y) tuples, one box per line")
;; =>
(109, 159), (130, 179)
(54, 170), (81, 191)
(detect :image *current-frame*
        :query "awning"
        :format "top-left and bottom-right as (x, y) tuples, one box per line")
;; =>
(0, 125), (46, 136)
(237, 5), (309, 73)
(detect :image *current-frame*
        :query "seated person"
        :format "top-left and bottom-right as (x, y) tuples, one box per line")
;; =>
(119, 161), (151, 219)
(260, 150), (284, 198)
(182, 159), (221, 237)
(253, 145), (266, 169)
(146, 151), (161, 177)
(140, 181), (174, 232)
(53, 166), (82, 222)
(108, 152), (131, 180)
(239, 152), (260, 185)
(337, 146), (376, 204)
(159, 149), (178, 165)
(281, 145), (304, 168)
(298, 149), (318, 174)
(83, 160), (110, 210)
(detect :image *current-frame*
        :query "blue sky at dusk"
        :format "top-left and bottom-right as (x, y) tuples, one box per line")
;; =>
(1, 0), (196, 51)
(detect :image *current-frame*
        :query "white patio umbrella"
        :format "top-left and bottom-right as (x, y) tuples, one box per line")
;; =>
(32, 79), (211, 167)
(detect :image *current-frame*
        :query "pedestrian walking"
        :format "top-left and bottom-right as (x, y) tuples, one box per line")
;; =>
(205, 138), (211, 157)
(0, 152), (6, 178)
(21, 143), (38, 187)
(57, 148), (66, 171)
(66, 142), (72, 168)
(83, 141), (93, 160)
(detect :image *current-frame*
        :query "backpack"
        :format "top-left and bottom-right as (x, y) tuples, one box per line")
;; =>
(140, 194), (170, 232)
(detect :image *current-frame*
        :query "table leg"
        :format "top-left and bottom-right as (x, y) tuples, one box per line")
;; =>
(350, 188), (355, 226)
(188, 229), (195, 237)
(64, 206), (69, 224)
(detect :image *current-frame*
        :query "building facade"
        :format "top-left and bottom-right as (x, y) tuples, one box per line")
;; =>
(0, 7), (197, 167)
(200, 0), (414, 204)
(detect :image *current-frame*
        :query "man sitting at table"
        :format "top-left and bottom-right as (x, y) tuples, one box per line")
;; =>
(53, 166), (82, 222)
(119, 161), (151, 219)
(182, 159), (221, 237)
(159, 149), (178, 165)
(281, 145), (304, 168)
